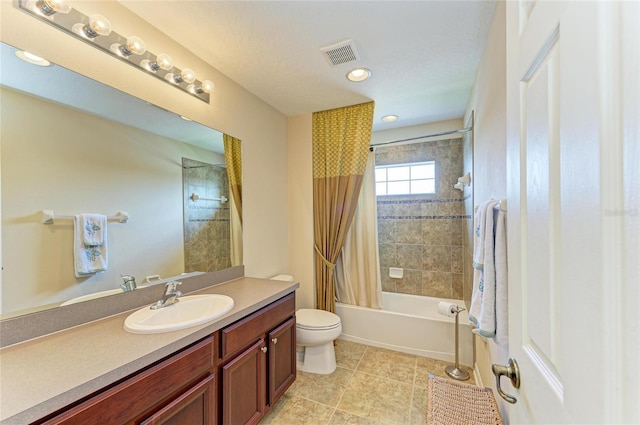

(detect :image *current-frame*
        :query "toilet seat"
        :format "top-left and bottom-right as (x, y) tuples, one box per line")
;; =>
(296, 309), (341, 331)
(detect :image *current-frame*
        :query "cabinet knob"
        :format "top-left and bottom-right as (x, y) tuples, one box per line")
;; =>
(271, 338), (278, 345)
(261, 347), (268, 353)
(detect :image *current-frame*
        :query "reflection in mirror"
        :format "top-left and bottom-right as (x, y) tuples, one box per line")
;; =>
(0, 42), (242, 317)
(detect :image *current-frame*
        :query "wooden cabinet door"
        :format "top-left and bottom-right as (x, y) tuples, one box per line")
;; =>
(221, 339), (266, 425)
(268, 317), (296, 406)
(139, 374), (216, 425)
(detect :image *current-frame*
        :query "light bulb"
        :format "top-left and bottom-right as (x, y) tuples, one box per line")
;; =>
(346, 67), (371, 82)
(180, 68), (196, 84)
(115, 36), (146, 57)
(187, 80), (214, 95)
(15, 50), (51, 67)
(34, 0), (71, 16)
(73, 14), (112, 39)
(87, 14), (112, 37)
(201, 80), (214, 93)
(141, 54), (173, 73)
(155, 53), (173, 71)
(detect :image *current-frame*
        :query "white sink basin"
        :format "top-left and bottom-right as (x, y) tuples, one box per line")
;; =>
(124, 294), (234, 334)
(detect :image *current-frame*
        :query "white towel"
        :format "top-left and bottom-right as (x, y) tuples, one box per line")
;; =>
(80, 214), (106, 246)
(494, 208), (508, 347)
(74, 215), (108, 277)
(469, 200), (499, 337)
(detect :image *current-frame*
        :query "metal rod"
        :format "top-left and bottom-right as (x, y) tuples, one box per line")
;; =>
(190, 193), (228, 203)
(370, 127), (472, 149)
(454, 309), (460, 368)
(445, 306), (470, 381)
(41, 210), (128, 224)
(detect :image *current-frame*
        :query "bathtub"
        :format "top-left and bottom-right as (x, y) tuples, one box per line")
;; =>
(335, 292), (473, 366)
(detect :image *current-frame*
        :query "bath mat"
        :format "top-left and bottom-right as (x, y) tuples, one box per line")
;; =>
(426, 375), (503, 425)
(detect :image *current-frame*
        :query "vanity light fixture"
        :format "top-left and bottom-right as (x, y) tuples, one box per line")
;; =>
(346, 67), (371, 82)
(381, 115), (399, 123)
(17, 0), (213, 103)
(15, 50), (51, 66)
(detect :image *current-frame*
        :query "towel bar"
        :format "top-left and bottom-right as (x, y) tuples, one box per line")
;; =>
(41, 210), (129, 224)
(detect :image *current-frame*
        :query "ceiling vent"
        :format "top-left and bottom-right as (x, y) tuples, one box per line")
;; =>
(320, 39), (360, 67)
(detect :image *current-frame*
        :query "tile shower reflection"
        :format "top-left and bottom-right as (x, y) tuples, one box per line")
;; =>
(182, 158), (231, 272)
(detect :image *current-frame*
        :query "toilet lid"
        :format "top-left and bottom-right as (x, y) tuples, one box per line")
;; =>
(296, 309), (341, 330)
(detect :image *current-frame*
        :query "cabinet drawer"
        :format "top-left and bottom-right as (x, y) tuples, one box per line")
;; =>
(221, 293), (295, 360)
(41, 336), (216, 425)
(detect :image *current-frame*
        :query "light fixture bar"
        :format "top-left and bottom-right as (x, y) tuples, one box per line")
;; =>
(17, 0), (212, 103)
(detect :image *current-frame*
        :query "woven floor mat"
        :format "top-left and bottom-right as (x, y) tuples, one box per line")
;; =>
(426, 375), (504, 425)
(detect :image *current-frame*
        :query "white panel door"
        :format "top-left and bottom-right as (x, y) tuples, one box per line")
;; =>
(505, 1), (639, 423)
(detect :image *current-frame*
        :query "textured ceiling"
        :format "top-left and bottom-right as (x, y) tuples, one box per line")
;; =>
(119, 1), (496, 131)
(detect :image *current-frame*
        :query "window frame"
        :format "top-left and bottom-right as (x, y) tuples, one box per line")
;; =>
(375, 161), (436, 196)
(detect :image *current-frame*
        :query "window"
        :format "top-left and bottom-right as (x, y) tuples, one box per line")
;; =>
(375, 161), (435, 196)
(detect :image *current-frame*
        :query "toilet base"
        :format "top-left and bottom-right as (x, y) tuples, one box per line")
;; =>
(297, 342), (336, 374)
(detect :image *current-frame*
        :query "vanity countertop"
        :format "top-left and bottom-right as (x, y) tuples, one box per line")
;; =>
(0, 277), (299, 425)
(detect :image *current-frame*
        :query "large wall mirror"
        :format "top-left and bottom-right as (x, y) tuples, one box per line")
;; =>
(0, 42), (242, 317)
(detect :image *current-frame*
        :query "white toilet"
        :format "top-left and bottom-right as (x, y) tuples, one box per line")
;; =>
(269, 274), (342, 374)
(295, 308), (342, 374)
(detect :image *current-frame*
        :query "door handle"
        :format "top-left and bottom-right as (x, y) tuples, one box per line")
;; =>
(491, 358), (520, 404)
(272, 337), (278, 345)
(261, 346), (268, 353)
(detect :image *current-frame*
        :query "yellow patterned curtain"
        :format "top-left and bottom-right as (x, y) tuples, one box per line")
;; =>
(223, 134), (243, 225)
(224, 134), (243, 266)
(312, 101), (375, 313)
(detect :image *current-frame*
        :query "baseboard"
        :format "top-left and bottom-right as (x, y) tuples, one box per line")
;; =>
(474, 362), (484, 387)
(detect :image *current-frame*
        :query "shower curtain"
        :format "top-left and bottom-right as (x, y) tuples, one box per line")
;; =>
(223, 134), (243, 266)
(335, 150), (383, 309)
(312, 101), (375, 313)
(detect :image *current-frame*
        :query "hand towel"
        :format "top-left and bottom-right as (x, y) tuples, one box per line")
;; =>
(80, 214), (106, 246)
(74, 215), (108, 277)
(493, 208), (509, 347)
(469, 199), (499, 337)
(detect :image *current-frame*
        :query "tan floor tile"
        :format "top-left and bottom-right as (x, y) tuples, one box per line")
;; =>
(335, 340), (368, 370)
(337, 372), (413, 425)
(415, 356), (475, 387)
(356, 346), (417, 384)
(409, 386), (428, 425)
(261, 393), (335, 425)
(329, 409), (387, 425)
(288, 367), (354, 407)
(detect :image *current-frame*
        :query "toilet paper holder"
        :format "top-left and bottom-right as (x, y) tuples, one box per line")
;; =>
(439, 302), (470, 381)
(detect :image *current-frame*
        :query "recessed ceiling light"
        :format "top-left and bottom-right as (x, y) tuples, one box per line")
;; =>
(381, 115), (399, 123)
(15, 50), (51, 67)
(180, 115), (193, 121)
(346, 68), (371, 82)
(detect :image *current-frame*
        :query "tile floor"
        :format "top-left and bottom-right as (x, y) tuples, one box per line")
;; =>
(261, 340), (475, 425)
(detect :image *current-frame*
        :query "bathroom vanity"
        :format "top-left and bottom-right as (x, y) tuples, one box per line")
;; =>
(0, 276), (298, 425)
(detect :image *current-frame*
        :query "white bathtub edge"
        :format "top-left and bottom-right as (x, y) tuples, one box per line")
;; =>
(338, 334), (458, 364)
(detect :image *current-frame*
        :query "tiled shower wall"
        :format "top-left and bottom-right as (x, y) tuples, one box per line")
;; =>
(182, 158), (231, 273)
(376, 138), (466, 299)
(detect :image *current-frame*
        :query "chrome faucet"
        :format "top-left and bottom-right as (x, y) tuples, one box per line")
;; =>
(150, 281), (182, 310)
(120, 275), (137, 292)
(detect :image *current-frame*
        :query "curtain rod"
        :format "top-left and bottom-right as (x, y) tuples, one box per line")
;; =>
(370, 127), (472, 149)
